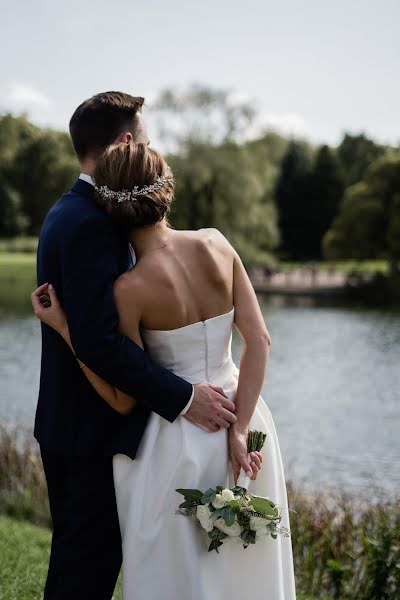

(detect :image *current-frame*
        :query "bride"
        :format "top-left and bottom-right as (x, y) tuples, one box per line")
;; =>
(32, 141), (296, 599)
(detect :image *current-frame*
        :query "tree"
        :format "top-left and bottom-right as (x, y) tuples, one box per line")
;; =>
(0, 184), (24, 237)
(149, 84), (256, 152)
(274, 141), (313, 260)
(323, 154), (400, 274)
(0, 114), (38, 236)
(152, 85), (280, 264)
(169, 139), (279, 265)
(9, 129), (78, 235)
(337, 133), (386, 187)
(305, 145), (345, 258)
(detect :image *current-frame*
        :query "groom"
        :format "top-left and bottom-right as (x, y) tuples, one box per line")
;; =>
(35, 92), (237, 599)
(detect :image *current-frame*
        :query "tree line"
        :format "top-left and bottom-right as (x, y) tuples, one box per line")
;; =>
(0, 94), (399, 270)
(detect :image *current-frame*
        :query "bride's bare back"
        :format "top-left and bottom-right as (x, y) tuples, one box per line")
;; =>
(113, 224), (270, 450)
(115, 228), (234, 332)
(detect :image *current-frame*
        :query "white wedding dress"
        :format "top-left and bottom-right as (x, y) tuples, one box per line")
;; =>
(113, 308), (296, 600)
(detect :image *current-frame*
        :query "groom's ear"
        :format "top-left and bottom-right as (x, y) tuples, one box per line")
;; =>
(115, 131), (133, 144)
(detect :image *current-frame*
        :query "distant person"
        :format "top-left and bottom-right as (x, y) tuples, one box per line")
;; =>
(31, 92), (295, 599)
(263, 264), (274, 280)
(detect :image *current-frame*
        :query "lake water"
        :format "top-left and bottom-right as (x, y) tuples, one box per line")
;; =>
(1, 297), (399, 496)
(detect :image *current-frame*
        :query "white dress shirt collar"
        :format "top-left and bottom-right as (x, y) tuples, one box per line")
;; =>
(79, 173), (95, 186)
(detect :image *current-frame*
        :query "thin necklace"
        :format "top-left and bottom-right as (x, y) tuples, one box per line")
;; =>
(139, 229), (174, 255)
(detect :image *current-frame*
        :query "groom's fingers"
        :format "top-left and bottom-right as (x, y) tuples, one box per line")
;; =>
(214, 415), (233, 429)
(207, 420), (220, 432)
(208, 384), (228, 398)
(189, 383), (236, 431)
(219, 396), (236, 413)
(216, 407), (237, 425)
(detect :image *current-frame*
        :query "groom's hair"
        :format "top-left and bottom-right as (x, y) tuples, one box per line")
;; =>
(69, 92), (144, 161)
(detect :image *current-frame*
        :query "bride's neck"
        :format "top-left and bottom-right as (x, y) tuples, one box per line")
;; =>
(129, 220), (171, 258)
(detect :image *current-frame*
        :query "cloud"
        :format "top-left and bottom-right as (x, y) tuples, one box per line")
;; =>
(248, 112), (309, 139)
(5, 82), (51, 109)
(227, 91), (252, 107)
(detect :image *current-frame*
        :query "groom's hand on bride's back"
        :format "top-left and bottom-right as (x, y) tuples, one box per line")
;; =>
(184, 383), (236, 432)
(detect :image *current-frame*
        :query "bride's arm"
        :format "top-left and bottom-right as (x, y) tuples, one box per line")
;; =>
(31, 283), (137, 415)
(232, 252), (271, 429)
(227, 244), (271, 481)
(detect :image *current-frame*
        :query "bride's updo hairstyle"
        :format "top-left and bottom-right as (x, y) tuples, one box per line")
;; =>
(93, 141), (174, 229)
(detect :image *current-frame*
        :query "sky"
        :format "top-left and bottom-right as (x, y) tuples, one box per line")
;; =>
(0, 0), (399, 147)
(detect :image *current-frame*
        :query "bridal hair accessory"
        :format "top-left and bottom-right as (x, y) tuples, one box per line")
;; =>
(176, 430), (290, 553)
(95, 175), (167, 204)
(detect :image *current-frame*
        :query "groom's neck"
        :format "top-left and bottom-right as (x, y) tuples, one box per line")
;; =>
(79, 157), (97, 177)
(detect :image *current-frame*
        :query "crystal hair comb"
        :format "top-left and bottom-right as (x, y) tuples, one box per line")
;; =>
(95, 175), (167, 204)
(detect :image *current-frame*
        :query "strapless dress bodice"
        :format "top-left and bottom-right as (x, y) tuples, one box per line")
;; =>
(141, 308), (236, 387)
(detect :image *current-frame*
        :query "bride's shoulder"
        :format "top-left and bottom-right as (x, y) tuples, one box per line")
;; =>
(189, 228), (234, 254)
(113, 266), (147, 307)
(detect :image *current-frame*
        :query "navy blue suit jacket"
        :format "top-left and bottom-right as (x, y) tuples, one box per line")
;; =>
(34, 178), (192, 459)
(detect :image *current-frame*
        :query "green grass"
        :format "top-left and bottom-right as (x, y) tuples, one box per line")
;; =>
(0, 515), (122, 600)
(0, 253), (37, 314)
(0, 515), (324, 600)
(0, 237), (38, 254)
(0, 516), (51, 600)
(0, 252), (36, 274)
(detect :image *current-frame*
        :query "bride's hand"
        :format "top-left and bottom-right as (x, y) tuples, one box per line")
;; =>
(229, 427), (263, 483)
(31, 283), (68, 336)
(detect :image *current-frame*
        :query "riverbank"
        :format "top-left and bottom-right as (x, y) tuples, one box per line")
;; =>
(1, 251), (397, 312)
(1, 426), (399, 599)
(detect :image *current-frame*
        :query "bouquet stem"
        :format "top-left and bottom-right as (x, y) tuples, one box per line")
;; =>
(236, 459), (251, 490)
(235, 430), (267, 490)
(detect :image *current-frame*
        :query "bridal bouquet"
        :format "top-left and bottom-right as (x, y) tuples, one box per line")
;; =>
(176, 430), (290, 552)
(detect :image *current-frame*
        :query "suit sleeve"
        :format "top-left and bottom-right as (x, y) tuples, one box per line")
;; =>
(61, 212), (192, 421)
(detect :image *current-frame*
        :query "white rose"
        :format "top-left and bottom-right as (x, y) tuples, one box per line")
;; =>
(250, 516), (269, 532)
(221, 489), (235, 502)
(214, 517), (243, 537)
(250, 516), (270, 539)
(196, 505), (214, 532)
(211, 494), (226, 509)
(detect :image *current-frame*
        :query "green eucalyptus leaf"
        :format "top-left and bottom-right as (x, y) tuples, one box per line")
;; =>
(250, 496), (279, 517)
(211, 508), (224, 521)
(179, 500), (197, 509)
(176, 489), (203, 501)
(227, 499), (241, 510)
(221, 507), (236, 526)
(201, 488), (216, 504)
